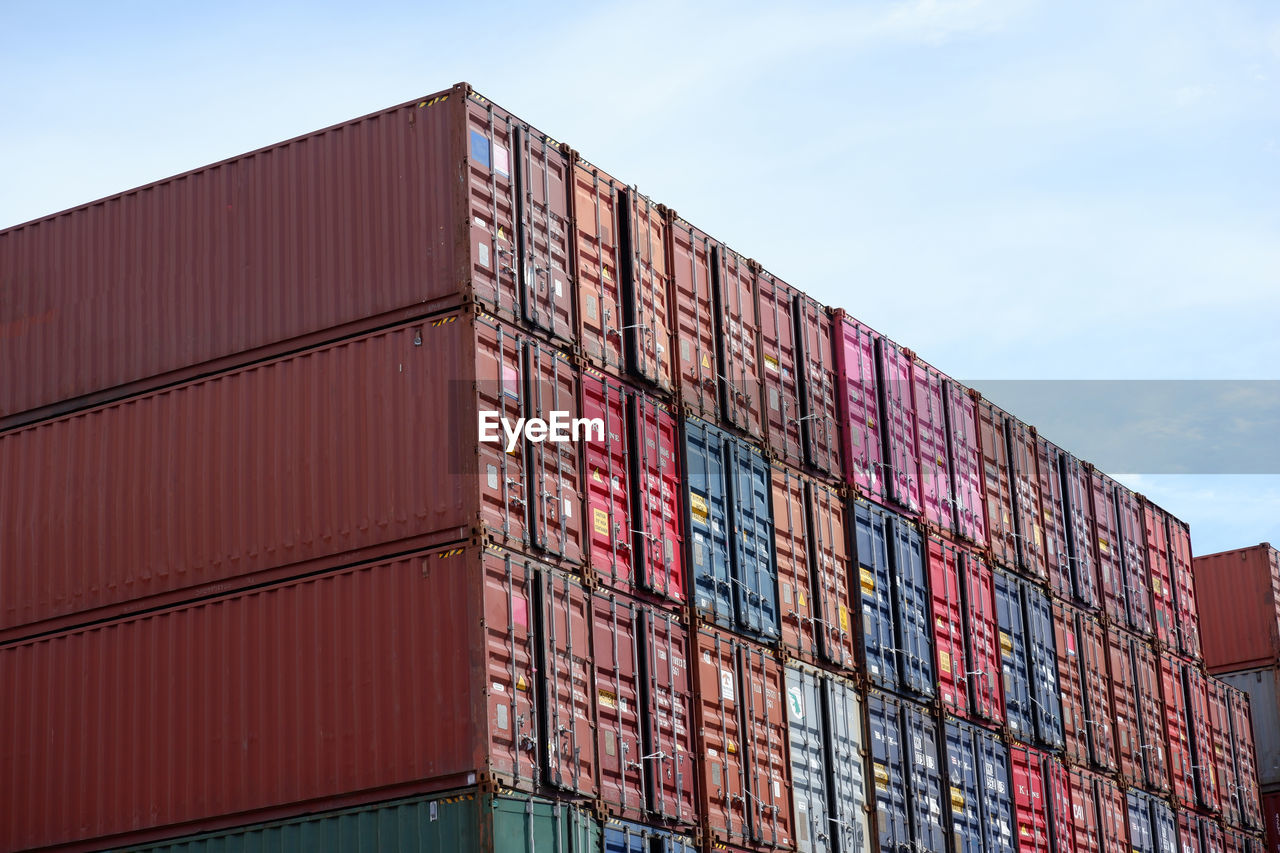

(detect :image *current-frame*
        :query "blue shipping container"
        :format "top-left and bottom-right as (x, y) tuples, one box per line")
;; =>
(684, 418), (734, 627)
(854, 500), (897, 689)
(974, 724), (1016, 853)
(602, 819), (696, 853)
(902, 700), (947, 852)
(944, 718), (985, 853)
(868, 692), (913, 853)
(993, 568), (1035, 744)
(730, 432), (779, 640)
(1128, 791), (1156, 853)
(892, 516), (936, 700)
(1023, 582), (1066, 751)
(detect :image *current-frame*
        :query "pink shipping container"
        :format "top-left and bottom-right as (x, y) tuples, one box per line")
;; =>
(833, 312), (890, 507)
(929, 536), (971, 718)
(0, 544), (598, 852)
(944, 380), (987, 546)
(0, 83), (587, 428)
(879, 337), (921, 513)
(0, 310), (587, 642)
(1194, 544), (1280, 673)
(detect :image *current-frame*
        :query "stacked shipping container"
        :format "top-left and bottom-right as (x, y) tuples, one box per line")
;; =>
(0, 81), (1266, 853)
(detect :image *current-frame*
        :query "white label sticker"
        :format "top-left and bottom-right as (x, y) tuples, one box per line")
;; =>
(493, 145), (510, 177)
(563, 498), (572, 518)
(554, 277), (564, 296)
(787, 686), (804, 721)
(720, 670), (735, 701)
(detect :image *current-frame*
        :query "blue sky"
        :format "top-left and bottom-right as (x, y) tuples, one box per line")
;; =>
(2, 0), (1277, 554)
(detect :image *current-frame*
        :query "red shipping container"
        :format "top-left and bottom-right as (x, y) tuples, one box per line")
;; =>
(879, 337), (922, 513)
(669, 216), (718, 418)
(1039, 437), (1074, 602)
(1209, 678), (1243, 827)
(963, 550), (1005, 725)
(715, 246), (763, 438)
(833, 313), (889, 507)
(912, 358), (954, 534)
(1090, 469), (1129, 627)
(640, 605), (698, 826)
(1069, 767), (1129, 853)
(1227, 685), (1264, 831)
(1054, 599), (1092, 767)
(1096, 773), (1130, 853)
(807, 478), (857, 671)
(792, 293), (843, 479)
(1167, 520), (1201, 661)
(1194, 544), (1280, 673)
(758, 267), (804, 467)
(0, 84), (585, 428)
(1178, 809), (1202, 853)
(0, 311), (587, 641)
(1159, 652), (1197, 807)
(1115, 487), (1153, 637)
(979, 398), (1019, 571)
(1262, 792), (1280, 853)
(1046, 757), (1077, 853)
(1183, 665), (1221, 814)
(580, 372), (684, 602)
(592, 592), (647, 819)
(775, 465), (819, 663)
(738, 643), (795, 849)
(1077, 610), (1118, 773)
(0, 544), (596, 852)
(1061, 452), (1102, 611)
(1007, 417), (1048, 581)
(1143, 501), (1178, 649)
(929, 536), (970, 718)
(1011, 744), (1053, 853)
(1131, 632), (1171, 793)
(944, 380), (987, 547)
(1107, 626), (1147, 787)
(1202, 816), (1227, 853)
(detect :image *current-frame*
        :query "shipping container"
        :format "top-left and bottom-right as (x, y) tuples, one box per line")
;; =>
(1202, 816), (1227, 853)
(1011, 744), (1053, 853)
(793, 294), (843, 478)
(683, 418), (779, 641)
(1128, 792), (1158, 853)
(1045, 756), (1076, 853)
(1183, 665), (1221, 814)
(1218, 668), (1280, 791)
(1160, 652), (1197, 807)
(1143, 501), (1178, 650)
(776, 466), (820, 663)
(1006, 416), (1048, 581)
(808, 479), (857, 670)
(964, 549), (1006, 725)
(878, 337), (922, 513)
(1038, 437), (1074, 604)
(759, 267), (804, 466)
(738, 642), (795, 849)
(946, 717), (1016, 853)
(1077, 610), (1119, 773)
(995, 568), (1036, 745)
(1167, 520), (1201, 661)
(0, 84), (588, 428)
(1262, 792), (1280, 853)
(117, 791), (601, 853)
(944, 379), (988, 546)
(1025, 582), (1067, 751)
(1115, 487), (1153, 637)
(0, 311), (592, 641)
(603, 819), (696, 853)
(930, 536), (1001, 724)
(0, 544), (603, 851)
(1060, 450), (1102, 611)
(668, 215), (718, 419)
(1208, 678), (1244, 828)
(912, 357), (955, 534)
(833, 313), (890, 507)
(1107, 625), (1146, 787)
(979, 398), (1019, 571)
(1194, 544), (1280, 673)
(581, 371), (685, 602)
(714, 246), (763, 438)
(868, 693), (946, 853)
(826, 675), (874, 853)
(1115, 627), (1170, 793)
(1069, 767), (1130, 853)
(1177, 809), (1202, 853)
(1090, 469), (1129, 628)
(1152, 797), (1180, 853)
(640, 606), (698, 826)
(1226, 684), (1264, 830)
(1054, 599), (1093, 767)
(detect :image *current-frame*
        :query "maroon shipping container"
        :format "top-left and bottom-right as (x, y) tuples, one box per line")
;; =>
(833, 313), (889, 507)
(1227, 685), (1264, 831)
(1090, 469), (1129, 628)
(930, 536), (970, 718)
(580, 371), (685, 603)
(1209, 678), (1243, 827)
(714, 246), (763, 438)
(1054, 599), (1092, 768)
(1194, 544), (1280, 673)
(979, 398), (1019, 572)
(1039, 437), (1074, 602)
(1107, 626), (1149, 788)
(1168, 520), (1201, 661)
(0, 310), (589, 641)
(0, 544), (598, 852)
(1077, 610), (1118, 773)
(1131, 632), (1171, 793)
(1069, 767), (1129, 853)
(792, 294), (842, 479)
(964, 550), (1005, 725)
(1159, 652), (1197, 807)
(944, 379), (987, 547)
(1203, 816), (1227, 853)
(592, 591), (647, 820)
(1006, 417), (1048, 581)
(0, 84), (586, 428)
(1262, 792), (1280, 853)
(758, 268), (804, 467)
(1143, 501), (1178, 650)
(643, 605), (698, 826)
(669, 216), (718, 418)
(1115, 487), (1153, 637)
(1046, 757), (1077, 853)
(912, 358), (954, 534)
(1097, 772), (1131, 853)
(808, 478), (857, 670)
(775, 465), (819, 663)
(1178, 810), (1202, 853)
(1183, 665), (1221, 814)
(738, 641), (796, 850)
(1011, 744), (1053, 853)
(1061, 451), (1102, 611)
(879, 337), (922, 513)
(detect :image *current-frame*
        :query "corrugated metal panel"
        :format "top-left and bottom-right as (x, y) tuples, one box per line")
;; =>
(0, 545), (590, 851)
(892, 513), (936, 699)
(834, 313), (889, 507)
(878, 337), (921, 513)
(995, 567), (1035, 744)
(729, 434), (780, 642)
(930, 536), (971, 718)
(738, 643), (794, 850)
(1183, 665), (1221, 813)
(1011, 744), (1052, 853)
(1107, 626), (1152, 788)
(776, 465), (820, 662)
(1095, 773), (1131, 853)
(793, 295), (842, 478)
(1143, 501), (1178, 650)
(574, 158), (626, 376)
(964, 550), (1005, 726)
(1203, 812), (1228, 853)
(1130, 634), (1170, 793)
(867, 692), (912, 853)
(685, 417), (735, 628)
(1024, 582), (1066, 751)
(602, 819), (696, 853)
(537, 569), (598, 796)
(1061, 451), (1102, 611)
(0, 311), (593, 641)
(1159, 652), (1196, 808)
(1167, 520), (1201, 661)
(912, 357), (954, 534)
(1115, 487), (1153, 637)
(1227, 683), (1265, 830)
(1194, 544), (1280, 673)
(978, 722), (1018, 853)
(640, 607), (697, 826)
(1068, 767), (1118, 853)
(980, 398), (1019, 571)
(712, 245), (762, 437)
(944, 380), (988, 547)
(825, 676), (873, 853)
(1177, 809), (1202, 853)
(759, 267), (804, 467)
(1218, 668), (1280, 792)
(693, 626), (750, 847)
(1045, 756), (1076, 853)
(1039, 437), (1074, 604)
(808, 479), (856, 670)
(1007, 416), (1048, 581)
(787, 665), (830, 853)
(620, 187), (674, 393)
(944, 717), (987, 853)
(583, 371), (637, 593)
(1077, 610), (1118, 773)
(632, 390), (685, 602)
(592, 593), (646, 820)
(1054, 599), (1092, 767)
(669, 216), (718, 418)
(854, 498), (898, 689)
(1128, 792), (1158, 853)
(1152, 796), (1179, 853)
(1209, 677), (1244, 827)
(902, 698), (947, 853)
(1090, 469), (1129, 627)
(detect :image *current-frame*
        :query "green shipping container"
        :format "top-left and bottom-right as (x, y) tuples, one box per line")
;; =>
(110, 791), (600, 853)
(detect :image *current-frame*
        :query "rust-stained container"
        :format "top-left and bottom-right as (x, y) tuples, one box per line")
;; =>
(713, 246), (763, 438)
(879, 337), (922, 514)
(1142, 501), (1178, 650)
(1090, 468), (1129, 628)
(834, 313), (889, 506)
(0, 310), (586, 641)
(1167, 520), (1201, 661)
(979, 398), (1019, 572)
(580, 371), (685, 603)
(1061, 451), (1102, 611)
(1054, 599), (1093, 768)
(1115, 487), (1153, 637)
(944, 379), (987, 547)
(1183, 665), (1221, 814)
(1038, 437), (1074, 602)
(0, 544), (598, 852)
(0, 84), (586, 428)
(1077, 609), (1119, 773)
(758, 267), (804, 467)
(1158, 652), (1197, 808)
(1010, 743), (1052, 853)
(912, 358), (954, 534)
(792, 295), (842, 479)
(669, 216), (718, 418)
(1194, 544), (1280, 673)
(1006, 416), (1048, 581)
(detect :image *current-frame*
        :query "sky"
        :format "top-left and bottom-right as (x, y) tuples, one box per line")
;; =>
(2, 0), (1277, 554)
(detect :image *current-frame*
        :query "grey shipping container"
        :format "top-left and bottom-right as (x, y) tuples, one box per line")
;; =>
(825, 676), (873, 853)
(1218, 667), (1280, 789)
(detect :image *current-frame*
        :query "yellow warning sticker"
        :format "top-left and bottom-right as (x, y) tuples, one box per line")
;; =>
(1034, 526), (1042, 546)
(702, 353), (712, 369)
(950, 787), (966, 810)
(594, 507), (610, 536)
(839, 606), (849, 632)
(1152, 579), (1162, 594)
(1000, 631), (1014, 654)
(593, 468), (604, 482)
(1099, 538), (1110, 553)
(764, 354), (779, 373)
(874, 763), (890, 789)
(516, 675), (528, 692)
(860, 569), (876, 592)
(727, 740), (737, 755)
(598, 690), (617, 709)
(797, 591), (807, 608)
(690, 493), (709, 525)
(940, 651), (952, 674)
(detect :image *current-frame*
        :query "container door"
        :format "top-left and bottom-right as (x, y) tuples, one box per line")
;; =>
(1159, 654), (1195, 807)
(1012, 746), (1052, 853)
(465, 102), (522, 323)
(963, 551), (1005, 725)
(868, 693), (912, 853)
(995, 570), (1035, 743)
(1024, 584), (1066, 751)
(930, 537), (970, 718)
(620, 189), (673, 392)
(1208, 680), (1241, 826)
(1167, 520), (1200, 660)
(903, 701), (947, 853)
(835, 316), (888, 504)
(481, 550), (542, 791)
(739, 646), (793, 849)
(944, 379), (988, 547)
(1060, 452), (1101, 610)
(775, 466), (818, 662)
(670, 218), (718, 418)
(979, 399), (1019, 571)
(573, 161), (625, 375)
(1054, 600), (1091, 767)
(711, 246), (762, 437)
(1228, 687), (1264, 830)
(808, 481), (856, 671)
(730, 438), (779, 641)
(1174, 811), (1198, 853)
(977, 726), (1018, 853)
(1152, 799), (1178, 853)
(854, 500), (898, 690)
(759, 270), (803, 466)
(583, 373), (635, 592)
(537, 569), (597, 796)
(944, 720), (985, 853)
(593, 593), (646, 817)
(892, 516), (936, 699)
(1128, 793), (1156, 853)
(524, 339), (584, 564)
(631, 393), (685, 603)
(1045, 757), (1076, 853)
(694, 629), (749, 846)
(1039, 438), (1073, 602)
(1131, 640), (1169, 793)
(787, 667), (830, 853)
(825, 676), (872, 853)
(1107, 627), (1144, 786)
(1068, 768), (1103, 853)
(1182, 666), (1219, 813)
(1090, 471), (1127, 626)
(1007, 417), (1047, 581)
(641, 609), (697, 826)
(1142, 503), (1177, 650)
(794, 293), (842, 478)
(877, 338), (921, 512)
(1096, 775), (1130, 853)
(684, 420), (733, 628)
(513, 125), (574, 343)
(1115, 488), (1152, 636)
(912, 360), (953, 533)
(1199, 816), (1225, 853)
(476, 315), (534, 548)
(1078, 612), (1118, 772)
